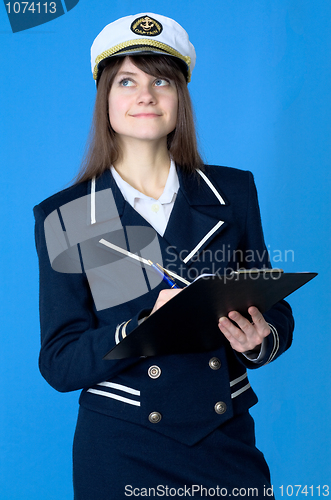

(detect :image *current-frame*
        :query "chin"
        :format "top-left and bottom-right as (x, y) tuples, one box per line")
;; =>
(127, 130), (171, 142)
(115, 125), (175, 143)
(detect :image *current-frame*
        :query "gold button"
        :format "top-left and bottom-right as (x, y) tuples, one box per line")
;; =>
(151, 203), (160, 213)
(209, 357), (221, 370)
(148, 365), (161, 379)
(148, 412), (162, 423)
(214, 401), (227, 414)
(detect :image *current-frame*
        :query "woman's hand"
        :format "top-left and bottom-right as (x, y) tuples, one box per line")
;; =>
(150, 289), (182, 315)
(218, 306), (270, 353)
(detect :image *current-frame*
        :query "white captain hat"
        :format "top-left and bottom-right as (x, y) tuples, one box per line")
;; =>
(91, 13), (196, 83)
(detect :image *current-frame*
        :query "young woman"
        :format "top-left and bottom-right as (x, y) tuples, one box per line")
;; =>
(34, 13), (294, 499)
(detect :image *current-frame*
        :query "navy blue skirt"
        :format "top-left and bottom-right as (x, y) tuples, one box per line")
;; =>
(73, 406), (273, 499)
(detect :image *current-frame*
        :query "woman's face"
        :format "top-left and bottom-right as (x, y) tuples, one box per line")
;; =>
(108, 57), (178, 144)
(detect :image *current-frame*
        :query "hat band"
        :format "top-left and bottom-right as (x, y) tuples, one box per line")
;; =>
(93, 38), (192, 81)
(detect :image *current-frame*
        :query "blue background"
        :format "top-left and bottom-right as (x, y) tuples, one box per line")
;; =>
(0, 0), (330, 498)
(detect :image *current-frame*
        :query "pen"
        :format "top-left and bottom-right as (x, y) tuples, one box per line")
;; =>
(99, 239), (186, 287)
(147, 260), (179, 289)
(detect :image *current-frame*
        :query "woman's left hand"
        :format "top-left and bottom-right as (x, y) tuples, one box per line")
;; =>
(218, 306), (270, 353)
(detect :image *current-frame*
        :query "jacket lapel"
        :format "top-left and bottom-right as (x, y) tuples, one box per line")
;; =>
(162, 168), (229, 267)
(91, 167), (230, 270)
(90, 168), (151, 228)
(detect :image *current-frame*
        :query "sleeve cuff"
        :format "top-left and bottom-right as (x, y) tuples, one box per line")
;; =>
(114, 309), (152, 344)
(242, 337), (267, 362)
(241, 323), (279, 364)
(114, 320), (130, 344)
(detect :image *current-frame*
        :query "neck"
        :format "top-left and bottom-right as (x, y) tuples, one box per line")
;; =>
(113, 138), (171, 198)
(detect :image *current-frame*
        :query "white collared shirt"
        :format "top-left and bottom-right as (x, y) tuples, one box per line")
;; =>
(110, 160), (179, 236)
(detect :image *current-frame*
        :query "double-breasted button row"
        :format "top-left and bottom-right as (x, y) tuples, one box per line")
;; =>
(148, 365), (161, 379)
(147, 362), (226, 422)
(148, 411), (162, 423)
(209, 357), (221, 370)
(148, 366), (162, 423)
(148, 403), (227, 423)
(209, 358), (226, 414)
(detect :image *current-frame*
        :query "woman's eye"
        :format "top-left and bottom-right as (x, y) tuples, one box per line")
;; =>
(120, 79), (134, 87)
(154, 79), (169, 87)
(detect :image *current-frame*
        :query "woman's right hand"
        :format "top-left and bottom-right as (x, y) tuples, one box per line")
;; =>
(150, 289), (182, 315)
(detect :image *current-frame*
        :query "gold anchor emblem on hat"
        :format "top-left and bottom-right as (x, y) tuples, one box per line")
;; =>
(130, 15), (163, 36)
(140, 17), (154, 31)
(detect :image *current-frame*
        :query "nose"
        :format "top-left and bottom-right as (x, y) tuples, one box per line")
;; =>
(137, 84), (156, 105)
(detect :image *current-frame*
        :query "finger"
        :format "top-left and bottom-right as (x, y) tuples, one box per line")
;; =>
(150, 288), (182, 314)
(228, 309), (270, 341)
(218, 316), (249, 345)
(158, 288), (182, 299)
(227, 311), (256, 335)
(248, 306), (264, 325)
(218, 313), (266, 352)
(218, 319), (249, 352)
(248, 306), (270, 337)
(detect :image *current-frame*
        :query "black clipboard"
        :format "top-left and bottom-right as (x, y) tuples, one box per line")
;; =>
(103, 270), (317, 360)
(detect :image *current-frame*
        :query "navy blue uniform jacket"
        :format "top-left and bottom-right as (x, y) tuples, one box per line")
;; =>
(34, 165), (294, 447)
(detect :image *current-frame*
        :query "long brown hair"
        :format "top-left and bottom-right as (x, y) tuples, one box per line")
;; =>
(74, 54), (203, 184)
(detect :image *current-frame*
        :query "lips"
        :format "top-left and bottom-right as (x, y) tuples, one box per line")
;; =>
(130, 113), (162, 118)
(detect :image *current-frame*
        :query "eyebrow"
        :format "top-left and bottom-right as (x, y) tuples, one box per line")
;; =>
(115, 70), (169, 81)
(116, 71), (138, 77)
